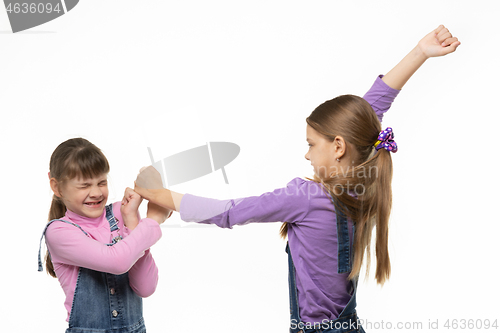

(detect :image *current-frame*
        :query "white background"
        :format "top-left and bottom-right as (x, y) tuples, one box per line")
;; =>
(1, 1), (499, 332)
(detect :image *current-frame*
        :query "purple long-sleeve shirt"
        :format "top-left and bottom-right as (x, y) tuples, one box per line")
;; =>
(179, 75), (400, 325)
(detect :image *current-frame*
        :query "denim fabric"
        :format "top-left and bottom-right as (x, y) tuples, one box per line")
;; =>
(66, 267), (144, 333)
(287, 203), (365, 333)
(38, 204), (145, 333)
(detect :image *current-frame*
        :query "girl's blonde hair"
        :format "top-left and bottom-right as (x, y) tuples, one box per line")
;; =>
(45, 138), (110, 278)
(280, 94), (392, 285)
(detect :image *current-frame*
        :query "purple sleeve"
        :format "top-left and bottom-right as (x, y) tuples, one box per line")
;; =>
(362, 75), (401, 123)
(179, 178), (311, 228)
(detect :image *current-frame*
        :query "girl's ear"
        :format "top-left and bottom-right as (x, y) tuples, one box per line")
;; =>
(50, 178), (62, 198)
(333, 136), (346, 158)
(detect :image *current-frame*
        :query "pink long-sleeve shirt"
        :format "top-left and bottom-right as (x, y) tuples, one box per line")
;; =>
(44, 201), (162, 321)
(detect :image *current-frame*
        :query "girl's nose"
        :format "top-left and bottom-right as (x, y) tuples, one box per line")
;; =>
(89, 185), (103, 198)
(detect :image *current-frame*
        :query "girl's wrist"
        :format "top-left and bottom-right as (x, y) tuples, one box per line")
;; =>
(414, 44), (430, 62)
(145, 189), (167, 209)
(121, 210), (138, 220)
(122, 213), (139, 230)
(124, 221), (139, 230)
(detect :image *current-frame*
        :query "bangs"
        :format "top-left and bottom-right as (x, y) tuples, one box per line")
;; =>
(63, 146), (110, 181)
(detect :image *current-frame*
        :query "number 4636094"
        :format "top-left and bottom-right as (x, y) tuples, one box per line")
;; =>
(6, 3), (62, 14)
(444, 319), (498, 330)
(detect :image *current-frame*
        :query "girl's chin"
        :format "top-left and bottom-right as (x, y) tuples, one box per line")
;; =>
(83, 209), (105, 218)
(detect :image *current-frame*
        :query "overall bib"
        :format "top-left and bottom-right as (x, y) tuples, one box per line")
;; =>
(38, 204), (146, 333)
(286, 204), (366, 333)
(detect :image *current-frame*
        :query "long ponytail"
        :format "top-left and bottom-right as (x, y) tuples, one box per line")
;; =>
(372, 148), (392, 284)
(45, 195), (67, 277)
(347, 148), (392, 285)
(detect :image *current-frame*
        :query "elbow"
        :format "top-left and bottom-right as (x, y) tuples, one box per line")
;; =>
(218, 208), (235, 229)
(219, 219), (233, 229)
(132, 278), (158, 298)
(136, 287), (156, 298)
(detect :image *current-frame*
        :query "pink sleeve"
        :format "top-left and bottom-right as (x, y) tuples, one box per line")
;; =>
(128, 249), (159, 297)
(45, 217), (162, 275)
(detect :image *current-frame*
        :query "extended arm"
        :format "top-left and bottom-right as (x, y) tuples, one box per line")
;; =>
(134, 174), (311, 229)
(178, 178), (310, 228)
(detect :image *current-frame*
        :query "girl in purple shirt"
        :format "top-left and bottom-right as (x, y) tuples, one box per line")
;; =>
(134, 25), (460, 333)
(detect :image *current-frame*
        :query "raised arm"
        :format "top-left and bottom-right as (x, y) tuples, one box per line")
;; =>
(382, 25), (460, 90)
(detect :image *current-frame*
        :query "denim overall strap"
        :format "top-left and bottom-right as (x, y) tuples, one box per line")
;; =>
(286, 242), (301, 333)
(37, 219), (89, 272)
(105, 204), (123, 245)
(286, 202), (365, 333)
(66, 204), (145, 333)
(335, 205), (351, 274)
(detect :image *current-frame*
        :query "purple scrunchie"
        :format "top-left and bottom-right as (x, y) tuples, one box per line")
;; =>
(374, 127), (398, 153)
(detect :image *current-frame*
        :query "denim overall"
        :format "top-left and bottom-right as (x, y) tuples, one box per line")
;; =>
(286, 203), (366, 333)
(38, 204), (146, 333)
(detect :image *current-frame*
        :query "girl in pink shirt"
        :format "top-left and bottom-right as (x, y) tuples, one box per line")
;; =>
(37, 138), (171, 333)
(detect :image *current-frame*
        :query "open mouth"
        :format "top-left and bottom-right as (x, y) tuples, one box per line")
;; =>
(84, 200), (103, 208)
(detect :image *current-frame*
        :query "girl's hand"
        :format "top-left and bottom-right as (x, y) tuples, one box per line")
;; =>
(121, 187), (143, 230)
(417, 25), (460, 58)
(133, 181), (158, 202)
(136, 166), (164, 191)
(134, 165), (166, 204)
(121, 187), (143, 213)
(134, 165), (184, 211)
